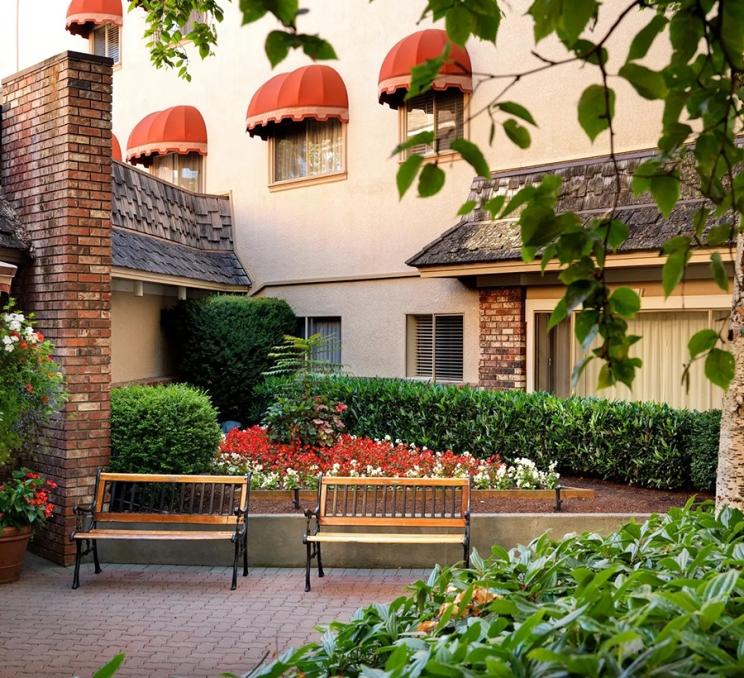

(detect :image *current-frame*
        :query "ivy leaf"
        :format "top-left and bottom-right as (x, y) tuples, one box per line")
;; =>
(494, 101), (537, 126)
(689, 329), (719, 359)
(710, 252), (729, 292)
(503, 119), (531, 149)
(418, 163), (446, 197)
(458, 200), (477, 216)
(397, 155), (424, 198)
(705, 348), (735, 389)
(578, 85), (615, 142)
(446, 5), (474, 46)
(391, 132), (435, 157)
(450, 139), (490, 178)
(609, 287), (641, 318)
(626, 14), (667, 61)
(618, 63), (668, 100)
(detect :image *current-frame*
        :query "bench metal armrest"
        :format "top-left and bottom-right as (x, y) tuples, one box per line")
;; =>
(304, 505), (320, 536)
(74, 503), (95, 515)
(71, 503), (96, 537)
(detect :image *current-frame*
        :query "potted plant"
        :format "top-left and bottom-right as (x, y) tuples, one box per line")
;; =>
(0, 469), (56, 583)
(0, 299), (64, 582)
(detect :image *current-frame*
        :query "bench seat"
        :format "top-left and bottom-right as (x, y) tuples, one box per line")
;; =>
(73, 528), (239, 541)
(306, 532), (465, 544)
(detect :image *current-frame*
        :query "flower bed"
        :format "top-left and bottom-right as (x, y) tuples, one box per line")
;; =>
(215, 426), (559, 490)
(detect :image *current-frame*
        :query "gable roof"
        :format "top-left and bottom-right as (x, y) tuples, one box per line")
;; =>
(407, 151), (709, 269)
(111, 161), (250, 288)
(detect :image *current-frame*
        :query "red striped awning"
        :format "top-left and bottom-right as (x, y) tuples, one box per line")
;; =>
(378, 29), (472, 109)
(66, 0), (123, 38)
(246, 65), (349, 139)
(126, 106), (208, 165)
(112, 134), (122, 161)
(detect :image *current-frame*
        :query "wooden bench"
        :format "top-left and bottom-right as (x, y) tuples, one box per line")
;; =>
(303, 476), (470, 591)
(70, 471), (251, 590)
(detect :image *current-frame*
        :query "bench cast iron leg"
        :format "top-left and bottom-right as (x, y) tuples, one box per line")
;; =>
(92, 540), (102, 574)
(305, 541), (312, 592)
(72, 540), (82, 589)
(231, 537), (239, 590)
(317, 543), (324, 578)
(242, 529), (248, 577)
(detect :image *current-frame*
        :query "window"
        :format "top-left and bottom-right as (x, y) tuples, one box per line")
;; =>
(296, 316), (342, 365)
(150, 152), (204, 192)
(404, 90), (464, 157)
(181, 10), (208, 35)
(92, 24), (120, 65)
(272, 119), (344, 183)
(408, 314), (463, 382)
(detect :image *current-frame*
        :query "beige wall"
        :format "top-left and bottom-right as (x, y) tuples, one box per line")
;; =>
(1, 1), (674, 381)
(111, 289), (176, 384)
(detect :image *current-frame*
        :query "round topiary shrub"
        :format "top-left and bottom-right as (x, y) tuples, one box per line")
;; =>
(111, 384), (221, 474)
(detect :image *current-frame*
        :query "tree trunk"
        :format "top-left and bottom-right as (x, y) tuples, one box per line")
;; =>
(716, 234), (744, 510)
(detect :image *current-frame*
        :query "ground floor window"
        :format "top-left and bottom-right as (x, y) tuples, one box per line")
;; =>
(296, 316), (342, 365)
(533, 307), (728, 410)
(407, 314), (463, 382)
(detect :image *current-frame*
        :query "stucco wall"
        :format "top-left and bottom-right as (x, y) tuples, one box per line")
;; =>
(111, 289), (176, 384)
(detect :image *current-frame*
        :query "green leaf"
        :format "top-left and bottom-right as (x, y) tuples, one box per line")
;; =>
(93, 654), (126, 678)
(710, 252), (729, 291)
(670, 12), (702, 63)
(705, 349), (735, 389)
(298, 34), (337, 61)
(494, 101), (537, 126)
(265, 30), (291, 67)
(450, 139), (490, 178)
(457, 200), (476, 216)
(618, 63), (668, 100)
(484, 195), (505, 217)
(503, 119), (531, 149)
(557, 0), (597, 46)
(599, 219), (629, 250)
(548, 298), (568, 330)
(391, 132), (435, 157)
(689, 329), (719, 359)
(397, 155), (424, 198)
(446, 6), (473, 46)
(707, 223), (733, 247)
(627, 14), (667, 61)
(418, 163), (446, 197)
(575, 309), (599, 348)
(609, 287), (641, 318)
(650, 174), (680, 217)
(662, 248), (690, 297)
(407, 50), (447, 100)
(578, 85), (615, 142)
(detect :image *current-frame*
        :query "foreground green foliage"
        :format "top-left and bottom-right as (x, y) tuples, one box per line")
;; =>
(164, 295), (296, 423)
(258, 504), (744, 677)
(111, 384), (221, 474)
(288, 376), (717, 491)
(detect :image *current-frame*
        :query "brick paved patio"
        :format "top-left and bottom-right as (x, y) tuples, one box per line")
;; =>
(0, 555), (428, 678)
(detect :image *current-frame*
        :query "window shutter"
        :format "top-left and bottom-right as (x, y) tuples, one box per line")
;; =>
(107, 25), (120, 64)
(405, 94), (435, 157)
(414, 315), (433, 378)
(434, 315), (463, 381)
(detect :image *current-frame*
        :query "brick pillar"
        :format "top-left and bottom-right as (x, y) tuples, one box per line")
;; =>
(1, 52), (113, 564)
(479, 287), (526, 390)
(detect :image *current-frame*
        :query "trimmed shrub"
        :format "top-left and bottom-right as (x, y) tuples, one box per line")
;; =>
(165, 295), (296, 423)
(262, 504), (744, 677)
(268, 376), (719, 490)
(687, 409), (721, 492)
(111, 384), (221, 474)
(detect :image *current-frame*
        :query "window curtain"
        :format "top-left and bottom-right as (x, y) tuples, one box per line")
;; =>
(274, 119), (342, 182)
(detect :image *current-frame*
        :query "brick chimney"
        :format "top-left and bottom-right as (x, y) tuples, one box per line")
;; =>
(1, 52), (113, 565)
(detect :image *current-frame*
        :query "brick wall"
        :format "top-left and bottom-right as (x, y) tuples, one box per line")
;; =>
(479, 287), (526, 390)
(1, 52), (113, 565)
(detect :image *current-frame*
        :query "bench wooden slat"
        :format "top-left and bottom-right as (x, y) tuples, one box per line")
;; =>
(306, 532), (465, 544)
(320, 516), (466, 528)
(73, 529), (236, 540)
(321, 477), (469, 487)
(98, 473), (241, 484)
(101, 512), (239, 525)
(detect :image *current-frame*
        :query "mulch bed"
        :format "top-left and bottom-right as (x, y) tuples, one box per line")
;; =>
(249, 476), (712, 515)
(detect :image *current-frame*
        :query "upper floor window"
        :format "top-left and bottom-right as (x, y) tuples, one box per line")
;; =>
(181, 10), (208, 35)
(272, 119), (344, 184)
(151, 152), (204, 192)
(92, 24), (120, 65)
(404, 90), (464, 157)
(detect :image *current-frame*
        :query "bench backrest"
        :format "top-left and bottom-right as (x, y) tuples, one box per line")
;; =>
(93, 472), (250, 525)
(317, 476), (470, 528)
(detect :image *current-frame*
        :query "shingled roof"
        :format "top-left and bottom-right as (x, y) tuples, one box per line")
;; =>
(111, 161), (250, 287)
(407, 151), (708, 269)
(0, 191), (27, 252)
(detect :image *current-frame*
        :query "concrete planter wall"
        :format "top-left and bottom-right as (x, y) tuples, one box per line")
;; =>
(96, 512), (648, 569)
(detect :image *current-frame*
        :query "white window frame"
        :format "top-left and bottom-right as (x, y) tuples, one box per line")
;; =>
(90, 24), (121, 67)
(525, 293), (731, 393)
(407, 313), (464, 384)
(268, 120), (348, 191)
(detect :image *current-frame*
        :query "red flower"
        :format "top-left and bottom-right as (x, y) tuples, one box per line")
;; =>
(46, 480), (58, 489)
(335, 403), (348, 414)
(24, 383), (34, 393)
(24, 471), (40, 480)
(36, 332), (44, 342)
(19, 340), (28, 349)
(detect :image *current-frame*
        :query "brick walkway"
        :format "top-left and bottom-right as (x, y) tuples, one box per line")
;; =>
(0, 555), (428, 678)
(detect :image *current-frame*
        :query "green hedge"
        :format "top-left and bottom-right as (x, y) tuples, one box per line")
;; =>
(111, 384), (221, 474)
(286, 376), (718, 490)
(165, 295), (296, 423)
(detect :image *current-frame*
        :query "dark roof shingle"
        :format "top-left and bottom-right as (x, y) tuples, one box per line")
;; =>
(407, 151), (710, 268)
(0, 192), (27, 252)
